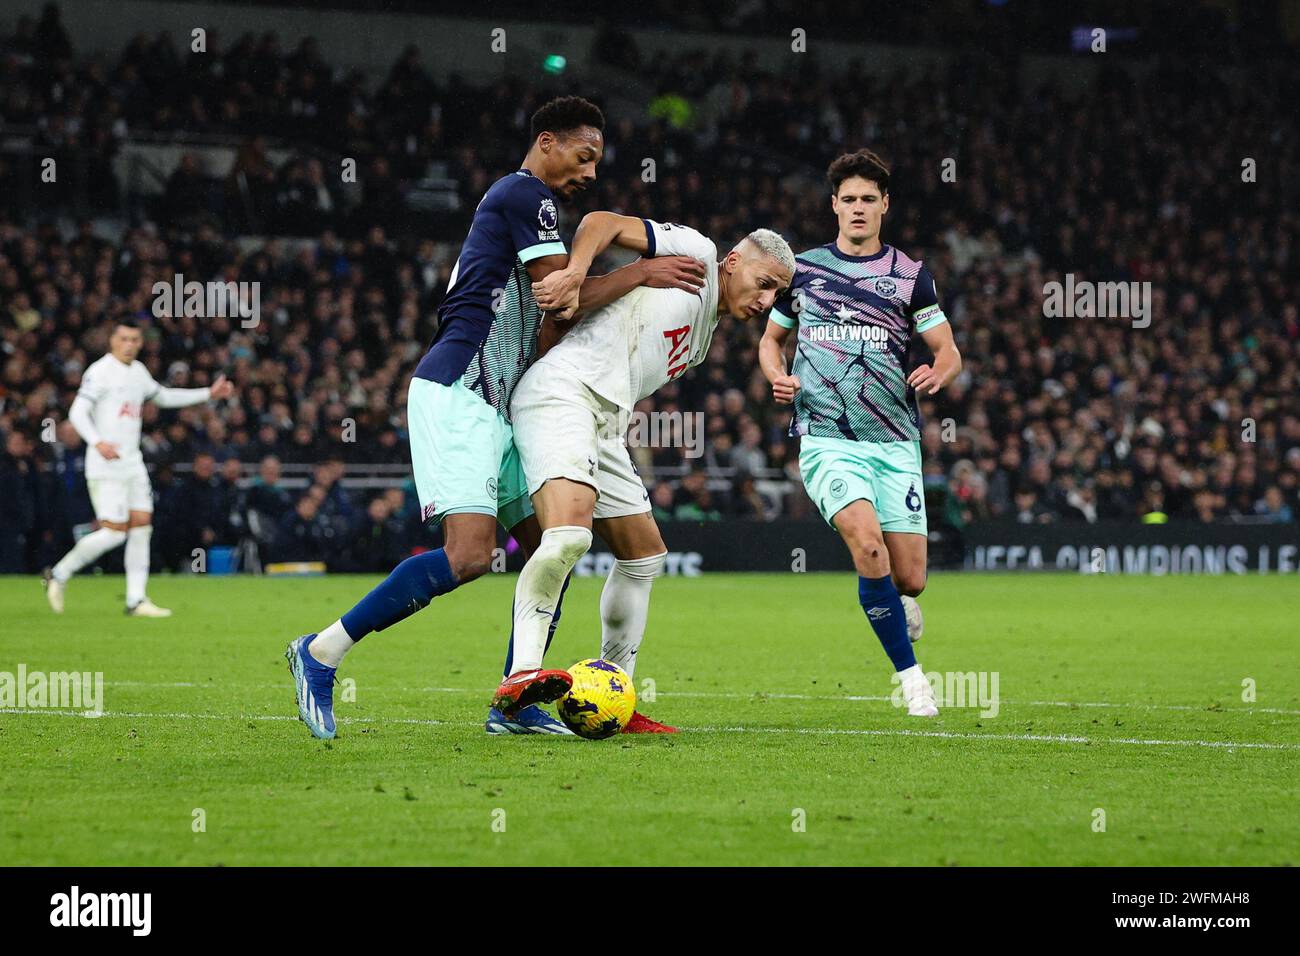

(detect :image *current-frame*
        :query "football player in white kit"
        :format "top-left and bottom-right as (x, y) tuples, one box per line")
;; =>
(44, 321), (234, 616)
(499, 214), (794, 731)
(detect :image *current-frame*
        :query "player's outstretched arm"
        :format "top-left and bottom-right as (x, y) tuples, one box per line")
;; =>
(533, 212), (704, 316)
(907, 322), (962, 396)
(563, 211), (650, 279)
(575, 257), (704, 314)
(531, 212), (643, 316)
(531, 256), (705, 359)
(149, 374), (234, 408)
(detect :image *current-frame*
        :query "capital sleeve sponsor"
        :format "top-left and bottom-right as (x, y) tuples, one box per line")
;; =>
(910, 264), (948, 333)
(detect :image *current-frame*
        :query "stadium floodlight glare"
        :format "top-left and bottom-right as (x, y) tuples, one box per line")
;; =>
(542, 54), (567, 74)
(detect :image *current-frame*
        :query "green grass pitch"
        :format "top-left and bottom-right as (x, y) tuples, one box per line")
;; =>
(2, 572), (1297, 866)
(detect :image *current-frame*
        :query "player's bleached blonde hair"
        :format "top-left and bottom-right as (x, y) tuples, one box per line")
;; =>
(737, 228), (796, 275)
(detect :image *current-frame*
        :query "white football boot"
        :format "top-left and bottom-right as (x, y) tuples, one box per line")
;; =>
(43, 569), (65, 614)
(901, 594), (923, 643)
(126, 599), (172, 618)
(901, 673), (939, 717)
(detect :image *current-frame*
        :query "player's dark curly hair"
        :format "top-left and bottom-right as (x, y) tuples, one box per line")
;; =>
(530, 96), (605, 142)
(827, 149), (891, 196)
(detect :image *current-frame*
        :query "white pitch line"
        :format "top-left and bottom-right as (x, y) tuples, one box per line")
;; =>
(3, 707), (1298, 751)
(95, 681), (1300, 717)
(688, 725), (1300, 750)
(0, 708), (448, 727)
(652, 690), (1300, 717)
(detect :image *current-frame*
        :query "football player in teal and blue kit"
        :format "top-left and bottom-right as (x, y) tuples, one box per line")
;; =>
(760, 149), (962, 717)
(286, 97), (706, 738)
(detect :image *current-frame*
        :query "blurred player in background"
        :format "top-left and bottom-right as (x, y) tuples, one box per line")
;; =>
(760, 150), (961, 717)
(506, 213), (794, 732)
(44, 320), (235, 617)
(285, 97), (706, 739)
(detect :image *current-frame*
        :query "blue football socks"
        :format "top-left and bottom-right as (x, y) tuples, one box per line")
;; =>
(340, 548), (459, 640)
(859, 574), (917, 671)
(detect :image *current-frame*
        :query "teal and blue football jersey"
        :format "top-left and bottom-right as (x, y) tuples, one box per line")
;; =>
(771, 243), (947, 443)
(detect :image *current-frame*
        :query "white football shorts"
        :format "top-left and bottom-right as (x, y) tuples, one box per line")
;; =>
(510, 364), (651, 520)
(87, 463), (154, 523)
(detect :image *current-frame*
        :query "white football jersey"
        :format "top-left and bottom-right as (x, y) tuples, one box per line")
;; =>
(75, 355), (165, 478)
(535, 220), (721, 411)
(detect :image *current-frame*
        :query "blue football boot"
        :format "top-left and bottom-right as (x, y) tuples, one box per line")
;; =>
(286, 634), (337, 739)
(485, 704), (574, 735)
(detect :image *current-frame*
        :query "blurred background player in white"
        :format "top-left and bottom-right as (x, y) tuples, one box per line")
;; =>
(505, 213), (794, 732)
(44, 320), (234, 616)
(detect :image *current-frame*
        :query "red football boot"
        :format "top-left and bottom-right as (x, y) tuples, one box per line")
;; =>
(623, 711), (678, 733)
(491, 668), (573, 717)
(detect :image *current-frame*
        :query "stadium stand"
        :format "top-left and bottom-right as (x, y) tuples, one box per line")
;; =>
(1, 3), (1297, 572)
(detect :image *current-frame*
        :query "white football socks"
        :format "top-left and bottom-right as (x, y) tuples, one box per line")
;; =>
(124, 526), (152, 606)
(896, 663), (927, 688)
(310, 620), (355, 668)
(51, 526), (128, 583)
(599, 552), (666, 679)
(509, 525), (592, 675)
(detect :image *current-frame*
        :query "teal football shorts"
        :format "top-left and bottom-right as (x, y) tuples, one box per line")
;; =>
(798, 435), (927, 535)
(407, 376), (533, 531)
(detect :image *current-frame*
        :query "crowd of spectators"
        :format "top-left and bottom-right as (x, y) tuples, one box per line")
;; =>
(2, 6), (1298, 573)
